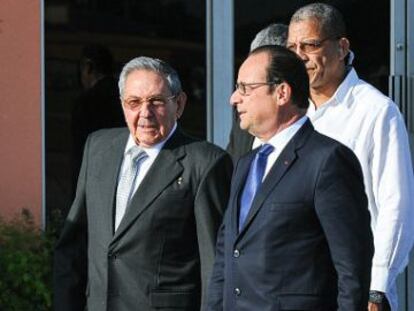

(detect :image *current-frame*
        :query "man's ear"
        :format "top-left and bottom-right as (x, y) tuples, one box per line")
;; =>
(338, 37), (350, 61)
(175, 91), (187, 119)
(274, 82), (292, 106)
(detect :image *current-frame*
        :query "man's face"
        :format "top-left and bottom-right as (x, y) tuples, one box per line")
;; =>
(230, 52), (280, 140)
(287, 18), (348, 91)
(121, 69), (185, 147)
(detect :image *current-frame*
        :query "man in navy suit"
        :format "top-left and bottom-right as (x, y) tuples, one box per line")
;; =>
(207, 45), (373, 311)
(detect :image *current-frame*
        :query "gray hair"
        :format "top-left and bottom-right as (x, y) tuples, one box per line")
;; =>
(290, 3), (346, 38)
(250, 23), (288, 51)
(118, 56), (182, 98)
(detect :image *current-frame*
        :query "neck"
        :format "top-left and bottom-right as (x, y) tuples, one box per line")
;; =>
(259, 110), (305, 142)
(310, 86), (337, 108)
(311, 67), (347, 108)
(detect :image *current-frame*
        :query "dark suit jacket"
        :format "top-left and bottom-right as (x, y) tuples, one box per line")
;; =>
(208, 120), (373, 311)
(54, 128), (233, 311)
(226, 108), (254, 162)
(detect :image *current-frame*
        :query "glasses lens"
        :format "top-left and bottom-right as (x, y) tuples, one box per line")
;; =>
(125, 99), (141, 110)
(287, 43), (296, 52)
(302, 42), (320, 53)
(235, 83), (246, 95)
(148, 96), (166, 106)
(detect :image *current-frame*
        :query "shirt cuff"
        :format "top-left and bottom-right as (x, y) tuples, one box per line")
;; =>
(370, 266), (395, 293)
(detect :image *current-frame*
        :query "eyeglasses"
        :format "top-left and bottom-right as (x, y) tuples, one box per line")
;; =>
(122, 94), (176, 110)
(287, 35), (340, 54)
(235, 81), (281, 96)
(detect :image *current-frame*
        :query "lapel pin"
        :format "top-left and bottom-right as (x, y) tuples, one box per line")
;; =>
(177, 177), (183, 185)
(284, 160), (289, 165)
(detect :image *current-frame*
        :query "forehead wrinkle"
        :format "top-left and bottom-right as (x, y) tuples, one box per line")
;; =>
(124, 69), (169, 98)
(288, 19), (325, 43)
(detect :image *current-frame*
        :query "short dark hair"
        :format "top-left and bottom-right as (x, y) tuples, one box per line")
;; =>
(249, 45), (309, 109)
(80, 44), (114, 75)
(290, 3), (346, 38)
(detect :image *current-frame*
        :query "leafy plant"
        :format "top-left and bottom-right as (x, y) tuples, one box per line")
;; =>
(0, 209), (59, 311)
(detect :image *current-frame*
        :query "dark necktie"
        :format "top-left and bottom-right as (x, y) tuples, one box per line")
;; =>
(239, 144), (274, 231)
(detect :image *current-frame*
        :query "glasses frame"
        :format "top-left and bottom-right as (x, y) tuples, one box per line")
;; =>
(122, 94), (177, 111)
(287, 35), (341, 54)
(235, 81), (282, 96)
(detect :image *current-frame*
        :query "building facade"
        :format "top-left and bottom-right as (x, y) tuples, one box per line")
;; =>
(0, 0), (412, 309)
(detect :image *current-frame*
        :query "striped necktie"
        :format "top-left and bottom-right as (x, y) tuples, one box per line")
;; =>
(115, 146), (148, 230)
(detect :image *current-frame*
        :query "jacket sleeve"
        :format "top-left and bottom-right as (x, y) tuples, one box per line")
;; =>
(194, 151), (232, 310)
(314, 144), (374, 311)
(53, 136), (91, 311)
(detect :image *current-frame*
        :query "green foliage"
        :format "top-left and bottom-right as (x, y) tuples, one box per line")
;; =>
(0, 209), (59, 311)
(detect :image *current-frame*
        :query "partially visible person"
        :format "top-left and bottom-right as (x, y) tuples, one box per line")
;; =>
(227, 23), (288, 161)
(54, 56), (232, 311)
(287, 3), (414, 310)
(249, 23), (288, 51)
(71, 44), (124, 192)
(207, 45), (373, 311)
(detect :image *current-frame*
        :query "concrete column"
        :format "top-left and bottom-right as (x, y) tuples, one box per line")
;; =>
(0, 0), (42, 225)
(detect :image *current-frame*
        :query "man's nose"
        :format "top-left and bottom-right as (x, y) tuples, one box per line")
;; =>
(139, 102), (152, 117)
(230, 90), (240, 107)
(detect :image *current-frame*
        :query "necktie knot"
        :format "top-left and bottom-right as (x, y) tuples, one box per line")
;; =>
(258, 143), (274, 157)
(129, 146), (148, 164)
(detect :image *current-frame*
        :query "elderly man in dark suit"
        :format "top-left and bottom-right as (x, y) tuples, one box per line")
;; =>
(54, 56), (232, 311)
(207, 45), (373, 311)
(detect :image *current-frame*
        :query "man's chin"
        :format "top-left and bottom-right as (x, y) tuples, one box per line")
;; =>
(134, 131), (162, 147)
(135, 137), (159, 148)
(309, 76), (323, 89)
(239, 120), (248, 131)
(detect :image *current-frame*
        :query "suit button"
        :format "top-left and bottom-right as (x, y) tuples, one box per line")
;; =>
(234, 288), (241, 296)
(233, 249), (240, 258)
(108, 252), (117, 259)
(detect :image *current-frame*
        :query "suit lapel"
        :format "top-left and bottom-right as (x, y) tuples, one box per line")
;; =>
(111, 130), (186, 243)
(237, 120), (314, 238)
(93, 130), (129, 240)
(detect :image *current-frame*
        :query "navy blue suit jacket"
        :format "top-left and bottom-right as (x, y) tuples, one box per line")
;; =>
(208, 120), (373, 311)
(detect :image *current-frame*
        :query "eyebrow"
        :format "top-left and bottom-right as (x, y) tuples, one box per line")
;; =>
(124, 94), (165, 100)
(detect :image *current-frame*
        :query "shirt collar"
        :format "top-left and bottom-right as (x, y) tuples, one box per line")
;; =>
(308, 67), (359, 114)
(334, 67), (358, 106)
(124, 123), (177, 158)
(257, 115), (308, 150)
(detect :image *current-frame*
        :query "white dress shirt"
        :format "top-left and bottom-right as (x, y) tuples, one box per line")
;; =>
(253, 115), (308, 180)
(307, 67), (414, 310)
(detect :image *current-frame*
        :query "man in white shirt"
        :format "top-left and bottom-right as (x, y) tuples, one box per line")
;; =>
(287, 3), (414, 310)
